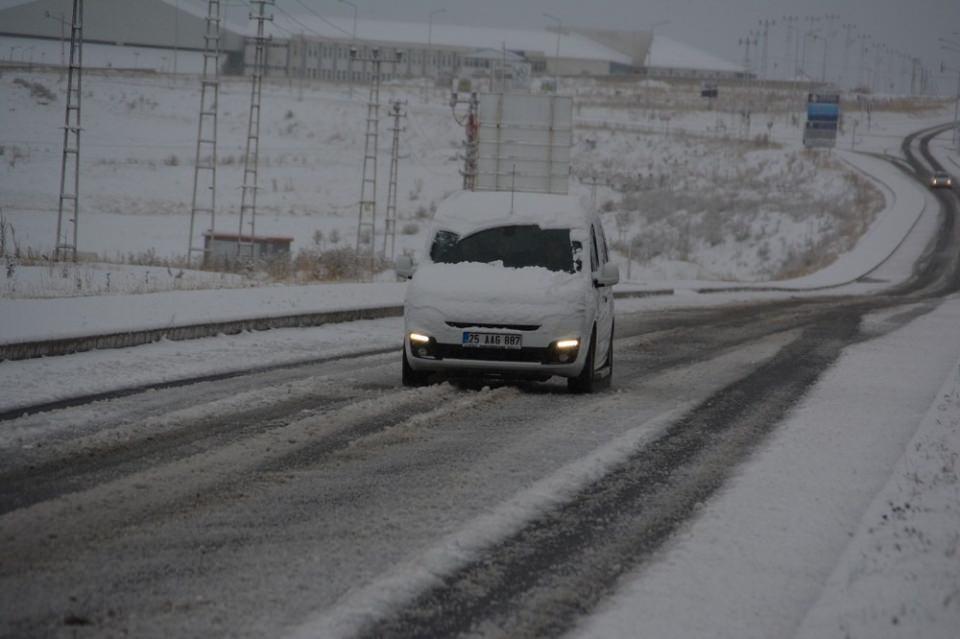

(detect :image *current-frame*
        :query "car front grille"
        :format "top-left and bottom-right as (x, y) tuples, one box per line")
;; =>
(434, 344), (548, 363)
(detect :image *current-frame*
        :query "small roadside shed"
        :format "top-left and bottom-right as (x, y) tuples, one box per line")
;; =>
(202, 231), (293, 267)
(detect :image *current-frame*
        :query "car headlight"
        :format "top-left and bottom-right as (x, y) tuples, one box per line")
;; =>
(409, 332), (439, 359)
(547, 338), (580, 364)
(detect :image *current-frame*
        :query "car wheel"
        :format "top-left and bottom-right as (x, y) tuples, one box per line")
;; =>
(567, 328), (598, 394)
(402, 348), (430, 387)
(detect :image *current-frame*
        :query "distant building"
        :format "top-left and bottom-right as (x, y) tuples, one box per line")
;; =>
(0, 0), (742, 81)
(0, 0), (246, 72)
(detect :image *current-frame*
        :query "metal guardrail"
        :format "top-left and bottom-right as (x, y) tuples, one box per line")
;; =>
(0, 305), (403, 362)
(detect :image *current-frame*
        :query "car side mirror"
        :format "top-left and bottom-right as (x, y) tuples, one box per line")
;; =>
(594, 263), (619, 287)
(396, 254), (416, 279)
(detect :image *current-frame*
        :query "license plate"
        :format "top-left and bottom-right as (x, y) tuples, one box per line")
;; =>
(462, 332), (522, 349)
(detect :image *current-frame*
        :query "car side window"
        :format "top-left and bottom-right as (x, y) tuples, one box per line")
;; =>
(589, 226), (599, 273)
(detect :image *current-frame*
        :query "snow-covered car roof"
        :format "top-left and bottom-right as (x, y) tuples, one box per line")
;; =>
(430, 191), (593, 238)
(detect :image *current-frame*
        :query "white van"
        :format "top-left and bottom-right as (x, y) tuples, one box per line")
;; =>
(396, 190), (618, 393)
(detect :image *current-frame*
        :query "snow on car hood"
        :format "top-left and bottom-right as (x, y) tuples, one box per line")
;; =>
(406, 262), (588, 324)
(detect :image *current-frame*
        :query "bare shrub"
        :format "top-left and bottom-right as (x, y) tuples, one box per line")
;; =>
(293, 246), (392, 282)
(13, 78), (56, 104)
(401, 222), (420, 235)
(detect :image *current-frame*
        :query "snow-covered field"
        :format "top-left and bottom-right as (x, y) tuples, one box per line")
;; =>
(0, 69), (951, 299)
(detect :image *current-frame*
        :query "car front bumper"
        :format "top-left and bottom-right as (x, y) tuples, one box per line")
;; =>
(403, 306), (589, 379)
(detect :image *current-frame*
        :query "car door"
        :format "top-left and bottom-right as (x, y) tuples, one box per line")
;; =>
(590, 223), (614, 367)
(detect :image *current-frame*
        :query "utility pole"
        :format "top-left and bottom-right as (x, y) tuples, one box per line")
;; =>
(353, 47), (403, 278)
(800, 16), (820, 80)
(187, 0), (222, 267)
(941, 61), (960, 149)
(544, 12), (562, 92)
(758, 19), (774, 80)
(941, 34), (960, 147)
(841, 23), (855, 88)
(174, 0), (180, 75)
(856, 34), (870, 89)
(424, 8), (446, 101)
(297, 32), (305, 101)
(383, 100), (406, 261)
(237, 0), (274, 264)
(44, 10), (67, 80)
(450, 90), (479, 190)
(54, 0), (83, 262)
(782, 16), (798, 81)
(339, 0), (357, 98)
(739, 33), (757, 76)
(821, 14), (840, 84)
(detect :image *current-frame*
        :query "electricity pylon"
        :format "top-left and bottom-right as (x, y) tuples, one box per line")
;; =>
(187, 0), (222, 267)
(237, 0), (274, 264)
(54, 0), (83, 262)
(353, 47), (403, 278)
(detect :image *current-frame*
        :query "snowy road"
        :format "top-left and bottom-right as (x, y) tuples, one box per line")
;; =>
(1, 125), (959, 638)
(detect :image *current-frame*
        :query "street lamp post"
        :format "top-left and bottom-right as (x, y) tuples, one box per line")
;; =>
(427, 8), (446, 76)
(801, 16), (820, 80)
(173, 0), (179, 75)
(339, 0), (358, 98)
(543, 12), (562, 92)
(942, 37), (960, 148)
(44, 10), (67, 73)
(801, 29), (821, 81)
(640, 20), (670, 68)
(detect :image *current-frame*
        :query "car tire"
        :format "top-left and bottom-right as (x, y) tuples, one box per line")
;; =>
(402, 348), (430, 387)
(567, 328), (598, 394)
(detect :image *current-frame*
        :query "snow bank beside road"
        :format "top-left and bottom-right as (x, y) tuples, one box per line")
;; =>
(795, 349), (960, 639)
(0, 282), (406, 344)
(573, 297), (960, 639)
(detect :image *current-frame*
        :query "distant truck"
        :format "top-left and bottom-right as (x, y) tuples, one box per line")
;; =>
(803, 93), (840, 149)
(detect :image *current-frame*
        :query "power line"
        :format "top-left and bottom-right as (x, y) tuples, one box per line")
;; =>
(271, 4), (322, 37)
(289, 0), (353, 38)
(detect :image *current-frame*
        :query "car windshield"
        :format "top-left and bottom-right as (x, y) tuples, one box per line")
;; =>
(430, 225), (580, 273)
